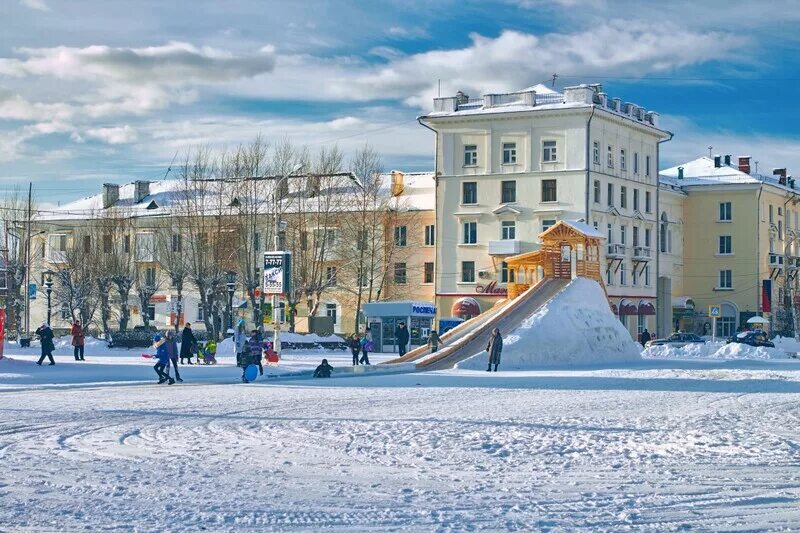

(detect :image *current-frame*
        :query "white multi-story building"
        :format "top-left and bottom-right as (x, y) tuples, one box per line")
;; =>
(419, 83), (671, 339)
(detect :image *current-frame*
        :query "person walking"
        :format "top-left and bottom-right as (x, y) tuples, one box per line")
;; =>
(165, 329), (182, 382)
(359, 327), (371, 365)
(233, 320), (247, 368)
(395, 322), (410, 357)
(248, 329), (264, 376)
(486, 328), (503, 372)
(427, 329), (443, 353)
(180, 323), (197, 365)
(640, 328), (651, 347)
(71, 319), (86, 361)
(348, 333), (361, 366)
(152, 334), (174, 385)
(35, 323), (55, 366)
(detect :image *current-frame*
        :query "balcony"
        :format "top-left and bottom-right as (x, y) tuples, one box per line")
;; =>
(606, 243), (626, 259)
(769, 253), (784, 269)
(488, 239), (521, 256)
(633, 246), (652, 261)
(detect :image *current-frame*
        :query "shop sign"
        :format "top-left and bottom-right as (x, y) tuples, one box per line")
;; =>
(475, 281), (507, 295)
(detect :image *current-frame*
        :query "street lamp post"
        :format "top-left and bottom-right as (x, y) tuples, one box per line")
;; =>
(226, 271), (237, 333)
(43, 271), (53, 326)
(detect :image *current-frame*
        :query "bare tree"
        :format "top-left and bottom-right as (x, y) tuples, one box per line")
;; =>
(0, 188), (29, 334)
(155, 218), (189, 332)
(51, 231), (99, 327)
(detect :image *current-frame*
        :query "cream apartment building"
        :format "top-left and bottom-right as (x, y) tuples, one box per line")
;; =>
(660, 155), (800, 337)
(420, 83), (670, 339)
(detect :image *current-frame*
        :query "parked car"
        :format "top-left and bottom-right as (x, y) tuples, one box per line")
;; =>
(727, 330), (774, 348)
(645, 332), (705, 348)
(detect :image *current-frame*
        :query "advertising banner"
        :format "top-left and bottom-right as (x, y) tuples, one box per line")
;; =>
(0, 309), (5, 359)
(263, 252), (292, 296)
(762, 279), (772, 313)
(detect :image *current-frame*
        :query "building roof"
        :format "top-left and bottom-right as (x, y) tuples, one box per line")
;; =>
(660, 156), (797, 194)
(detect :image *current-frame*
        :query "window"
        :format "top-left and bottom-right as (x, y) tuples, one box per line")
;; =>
(633, 227), (639, 247)
(60, 302), (70, 321)
(637, 314), (646, 336)
(620, 263), (627, 285)
(501, 180), (516, 203)
(197, 302), (204, 322)
(719, 236), (732, 255)
(135, 233), (156, 262)
(592, 141), (600, 164)
(607, 223), (613, 243)
(123, 235), (131, 254)
(103, 235), (113, 254)
(424, 225), (435, 246)
(501, 220), (516, 240)
(394, 225), (407, 247)
(645, 191), (652, 213)
(769, 204), (774, 224)
(424, 262), (434, 284)
(607, 145), (614, 168)
(144, 267), (156, 288)
(620, 225), (627, 245)
(464, 144), (478, 166)
(501, 261), (515, 283)
(356, 230), (367, 251)
(326, 266), (337, 286)
(541, 179), (557, 202)
(620, 186), (627, 209)
(718, 269), (733, 289)
(542, 140), (557, 162)
(462, 182), (477, 204)
(606, 266), (613, 285)
(463, 222), (477, 244)
(634, 152), (639, 174)
(502, 142), (517, 164)
(393, 262), (407, 284)
(632, 265), (638, 286)
(82, 235), (91, 253)
(542, 219), (557, 232)
(146, 304), (156, 322)
(315, 228), (337, 250)
(645, 155), (651, 177)
(461, 261), (475, 283)
(717, 201), (731, 220)
(633, 189), (640, 211)
(607, 184), (614, 207)
(593, 180), (601, 203)
(326, 303), (337, 324)
(660, 214), (668, 253)
(620, 149), (626, 171)
(171, 234), (182, 253)
(645, 265), (651, 286)
(645, 228), (651, 248)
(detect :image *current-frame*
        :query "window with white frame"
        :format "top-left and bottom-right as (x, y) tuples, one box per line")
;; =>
(394, 225), (407, 247)
(541, 179), (557, 202)
(593, 180), (601, 203)
(646, 155), (651, 177)
(462, 182), (477, 204)
(461, 261), (475, 283)
(620, 225), (627, 245)
(593, 141), (600, 164)
(502, 142), (517, 164)
(645, 228), (651, 248)
(463, 222), (477, 244)
(135, 232), (156, 262)
(501, 180), (516, 203)
(60, 302), (71, 321)
(542, 219), (557, 232)
(326, 266), (338, 286)
(607, 223), (613, 243)
(620, 149), (626, 171)
(607, 145), (614, 168)
(620, 263), (627, 285)
(464, 144), (478, 166)
(633, 152), (639, 174)
(719, 201), (732, 221)
(718, 269), (733, 289)
(501, 220), (516, 240)
(645, 265), (651, 286)
(393, 262), (407, 284)
(146, 304), (156, 322)
(620, 186), (627, 209)
(606, 266), (613, 285)
(326, 303), (337, 324)
(719, 236), (732, 254)
(633, 189), (640, 211)
(542, 140), (557, 162)
(424, 262), (434, 284)
(424, 225), (435, 246)
(607, 183), (614, 206)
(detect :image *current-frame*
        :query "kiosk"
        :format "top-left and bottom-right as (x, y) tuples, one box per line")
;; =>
(361, 301), (436, 353)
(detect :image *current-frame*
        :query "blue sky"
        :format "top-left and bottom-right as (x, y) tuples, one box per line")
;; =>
(2, 0), (800, 203)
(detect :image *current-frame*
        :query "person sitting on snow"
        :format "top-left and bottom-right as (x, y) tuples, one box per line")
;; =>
(313, 359), (334, 378)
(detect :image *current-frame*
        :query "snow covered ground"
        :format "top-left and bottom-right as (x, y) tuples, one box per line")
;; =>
(3, 344), (800, 530)
(642, 337), (800, 361)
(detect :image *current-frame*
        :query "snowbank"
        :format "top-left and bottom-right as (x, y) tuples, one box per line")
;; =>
(643, 340), (790, 360)
(457, 278), (641, 370)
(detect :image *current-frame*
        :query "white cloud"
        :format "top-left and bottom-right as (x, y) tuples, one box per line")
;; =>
(387, 26), (429, 40)
(19, 0), (49, 11)
(85, 125), (138, 144)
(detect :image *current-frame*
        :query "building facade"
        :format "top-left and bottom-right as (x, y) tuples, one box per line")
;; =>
(420, 83), (670, 339)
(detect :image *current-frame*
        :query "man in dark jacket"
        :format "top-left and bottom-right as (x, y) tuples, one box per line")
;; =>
(486, 328), (503, 372)
(180, 323), (196, 365)
(313, 358), (334, 378)
(35, 323), (55, 366)
(395, 322), (410, 356)
(640, 328), (651, 347)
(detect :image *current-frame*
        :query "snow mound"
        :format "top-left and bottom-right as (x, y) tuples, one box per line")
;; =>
(457, 278), (641, 370)
(643, 340), (789, 360)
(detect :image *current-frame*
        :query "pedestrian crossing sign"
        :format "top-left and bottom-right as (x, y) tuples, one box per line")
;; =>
(708, 305), (721, 318)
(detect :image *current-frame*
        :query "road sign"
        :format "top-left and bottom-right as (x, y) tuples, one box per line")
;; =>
(708, 304), (721, 318)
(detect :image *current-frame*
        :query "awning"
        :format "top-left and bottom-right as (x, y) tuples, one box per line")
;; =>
(638, 299), (656, 316)
(618, 299), (638, 316)
(451, 297), (481, 317)
(671, 296), (695, 309)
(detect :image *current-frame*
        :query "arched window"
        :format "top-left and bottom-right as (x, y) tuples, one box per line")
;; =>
(716, 302), (738, 337)
(660, 212), (669, 253)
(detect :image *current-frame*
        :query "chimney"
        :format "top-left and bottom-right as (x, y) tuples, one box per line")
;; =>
(102, 183), (119, 209)
(134, 180), (150, 203)
(390, 170), (405, 197)
(790, 178), (796, 189)
(455, 91), (469, 105)
(724, 155), (732, 166)
(713, 155), (722, 168)
(563, 84), (596, 105)
(738, 156), (751, 174)
(774, 168), (787, 185)
(677, 166), (684, 179)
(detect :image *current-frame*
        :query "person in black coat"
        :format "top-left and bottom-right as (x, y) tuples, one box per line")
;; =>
(35, 323), (56, 366)
(314, 358), (334, 378)
(640, 328), (651, 347)
(395, 322), (410, 356)
(180, 323), (197, 365)
(347, 334), (361, 365)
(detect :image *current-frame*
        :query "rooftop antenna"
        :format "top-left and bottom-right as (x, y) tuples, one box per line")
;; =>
(551, 73), (558, 88)
(437, 78), (441, 97)
(755, 160), (760, 175)
(708, 146), (713, 157)
(164, 150), (178, 180)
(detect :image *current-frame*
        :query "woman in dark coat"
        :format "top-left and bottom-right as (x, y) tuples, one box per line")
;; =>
(36, 323), (56, 366)
(486, 327), (502, 372)
(180, 323), (197, 365)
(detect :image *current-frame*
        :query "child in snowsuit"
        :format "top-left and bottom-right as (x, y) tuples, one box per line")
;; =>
(202, 339), (217, 365)
(348, 334), (361, 366)
(239, 342), (260, 383)
(248, 330), (264, 376)
(153, 334), (175, 385)
(313, 358), (334, 378)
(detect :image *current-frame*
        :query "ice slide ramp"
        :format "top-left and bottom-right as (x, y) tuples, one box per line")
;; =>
(384, 278), (570, 371)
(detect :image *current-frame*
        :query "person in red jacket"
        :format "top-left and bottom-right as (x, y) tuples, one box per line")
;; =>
(71, 319), (86, 361)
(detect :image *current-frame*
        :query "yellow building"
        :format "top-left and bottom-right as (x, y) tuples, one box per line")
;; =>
(660, 155), (799, 337)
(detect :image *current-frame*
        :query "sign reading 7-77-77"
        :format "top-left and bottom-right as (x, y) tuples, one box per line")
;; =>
(708, 304), (721, 318)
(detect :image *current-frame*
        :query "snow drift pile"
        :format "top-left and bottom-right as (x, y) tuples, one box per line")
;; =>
(457, 277), (641, 370)
(643, 340), (790, 360)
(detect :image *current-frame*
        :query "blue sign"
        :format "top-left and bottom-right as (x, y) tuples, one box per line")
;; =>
(28, 283), (37, 300)
(411, 304), (436, 315)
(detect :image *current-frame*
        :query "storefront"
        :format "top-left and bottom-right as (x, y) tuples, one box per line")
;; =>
(361, 301), (436, 353)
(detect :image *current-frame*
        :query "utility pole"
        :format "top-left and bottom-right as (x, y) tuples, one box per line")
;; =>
(272, 174), (282, 358)
(24, 182), (32, 338)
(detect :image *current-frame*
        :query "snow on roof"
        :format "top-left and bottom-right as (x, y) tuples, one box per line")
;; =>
(560, 220), (605, 239)
(660, 156), (797, 193)
(521, 83), (559, 94)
